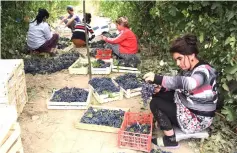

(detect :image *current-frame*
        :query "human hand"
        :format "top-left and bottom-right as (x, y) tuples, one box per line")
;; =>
(143, 72), (155, 83)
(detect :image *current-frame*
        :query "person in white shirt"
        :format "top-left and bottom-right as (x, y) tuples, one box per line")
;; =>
(27, 9), (59, 54)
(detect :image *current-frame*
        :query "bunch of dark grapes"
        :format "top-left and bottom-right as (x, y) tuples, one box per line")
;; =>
(89, 77), (120, 94)
(92, 59), (110, 68)
(113, 57), (140, 68)
(125, 123), (151, 134)
(115, 73), (142, 90)
(141, 83), (156, 106)
(80, 107), (125, 128)
(51, 87), (88, 102)
(57, 37), (71, 49)
(24, 52), (80, 75)
(90, 40), (105, 48)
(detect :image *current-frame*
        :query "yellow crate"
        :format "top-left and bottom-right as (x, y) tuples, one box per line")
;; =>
(74, 105), (129, 133)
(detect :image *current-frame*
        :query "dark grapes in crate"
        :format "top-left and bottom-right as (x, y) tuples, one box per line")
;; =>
(80, 107), (125, 128)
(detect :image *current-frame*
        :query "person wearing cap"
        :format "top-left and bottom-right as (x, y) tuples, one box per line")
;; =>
(101, 16), (138, 60)
(27, 9), (59, 55)
(60, 5), (81, 31)
(71, 13), (95, 47)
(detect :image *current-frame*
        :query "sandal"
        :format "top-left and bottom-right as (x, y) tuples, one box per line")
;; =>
(152, 136), (180, 149)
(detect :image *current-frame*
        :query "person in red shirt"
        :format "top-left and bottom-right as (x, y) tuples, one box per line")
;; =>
(101, 16), (138, 60)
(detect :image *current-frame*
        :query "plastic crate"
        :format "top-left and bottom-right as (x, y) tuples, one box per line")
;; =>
(95, 49), (112, 60)
(47, 88), (91, 110)
(112, 78), (142, 99)
(112, 64), (141, 74)
(89, 85), (123, 104)
(68, 58), (88, 75)
(91, 59), (112, 75)
(118, 112), (153, 152)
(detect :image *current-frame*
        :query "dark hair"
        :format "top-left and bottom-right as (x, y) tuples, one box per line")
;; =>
(170, 34), (199, 56)
(115, 16), (129, 28)
(82, 13), (92, 24)
(33, 9), (49, 25)
(67, 5), (73, 11)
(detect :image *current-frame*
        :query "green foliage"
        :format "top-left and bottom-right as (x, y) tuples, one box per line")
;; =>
(1, 1), (79, 59)
(100, 1), (237, 124)
(199, 116), (237, 153)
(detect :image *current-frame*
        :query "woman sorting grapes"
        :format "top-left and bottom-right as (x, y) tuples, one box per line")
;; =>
(143, 34), (218, 148)
(27, 9), (59, 55)
(101, 16), (138, 60)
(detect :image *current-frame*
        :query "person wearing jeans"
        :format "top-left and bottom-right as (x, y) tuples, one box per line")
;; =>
(143, 34), (218, 148)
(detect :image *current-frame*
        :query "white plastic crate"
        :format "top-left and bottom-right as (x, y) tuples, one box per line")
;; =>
(112, 78), (142, 98)
(47, 89), (92, 110)
(112, 64), (140, 74)
(68, 58), (88, 75)
(91, 59), (113, 75)
(89, 84), (123, 104)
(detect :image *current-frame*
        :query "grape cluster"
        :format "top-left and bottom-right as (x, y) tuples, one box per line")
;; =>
(125, 123), (151, 134)
(90, 40), (105, 48)
(89, 48), (98, 57)
(51, 87), (88, 102)
(92, 59), (111, 68)
(115, 73), (142, 90)
(80, 107), (125, 128)
(102, 32), (118, 38)
(89, 77), (120, 95)
(141, 83), (156, 106)
(24, 52), (80, 75)
(57, 37), (71, 49)
(113, 57), (140, 68)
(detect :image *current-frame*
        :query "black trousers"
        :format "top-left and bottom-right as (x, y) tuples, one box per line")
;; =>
(150, 91), (179, 131)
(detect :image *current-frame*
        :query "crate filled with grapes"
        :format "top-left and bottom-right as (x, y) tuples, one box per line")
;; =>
(113, 73), (142, 98)
(75, 106), (129, 133)
(69, 58), (89, 75)
(89, 77), (123, 103)
(118, 112), (153, 152)
(47, 87), (92, 109)
(91, 59), (112, 75)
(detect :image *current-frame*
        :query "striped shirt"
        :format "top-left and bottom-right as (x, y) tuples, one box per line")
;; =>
(71, 23), (95, 41)
(154, 61), (218, 116)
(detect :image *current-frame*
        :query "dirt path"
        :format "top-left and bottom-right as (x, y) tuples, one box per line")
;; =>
(18, 67), (194, 153)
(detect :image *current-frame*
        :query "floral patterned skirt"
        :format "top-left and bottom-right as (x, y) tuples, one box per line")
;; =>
(175, 95), (213, 134)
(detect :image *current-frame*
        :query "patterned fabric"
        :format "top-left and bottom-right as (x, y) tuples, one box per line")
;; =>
(153, 61), (218, 134)
(175, 94), (213, 134)
(155, 61), (218, 114)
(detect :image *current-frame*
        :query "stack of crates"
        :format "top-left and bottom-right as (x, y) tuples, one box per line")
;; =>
(0, 105), (24, 153)
(0, 59), (28, 117)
